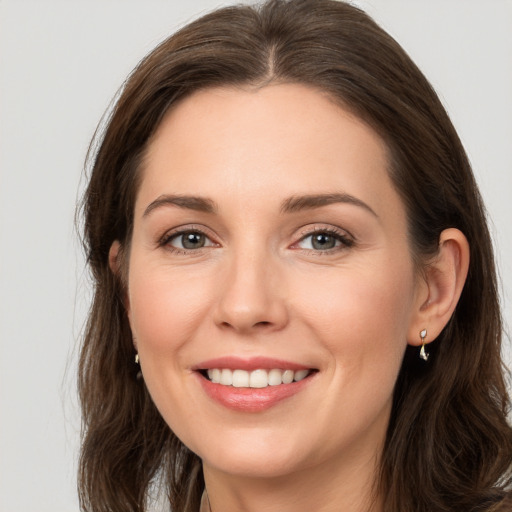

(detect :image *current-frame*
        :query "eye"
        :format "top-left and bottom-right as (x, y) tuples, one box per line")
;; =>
(295, 229), (353, 252)
(165, 230), (216, 250)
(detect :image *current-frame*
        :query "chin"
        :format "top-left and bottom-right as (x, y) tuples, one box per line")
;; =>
(203, 450), (306, 479)
(189, 429), (311, 479)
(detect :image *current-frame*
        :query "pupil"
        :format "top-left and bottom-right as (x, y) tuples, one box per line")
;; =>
(182, 232), (204, 249)
(312, 233), (335, 250)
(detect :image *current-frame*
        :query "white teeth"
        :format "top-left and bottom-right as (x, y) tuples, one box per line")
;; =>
(220, 368), (233, 385)
(249, 369), (268, 388)
(294, 369), (309, 382)
(232, 369), (249, 388)
(282, 369), (294, 384)
(205, 368), (312, 388)
(268, 368), (283, 386)
(207, 368), (221, 383)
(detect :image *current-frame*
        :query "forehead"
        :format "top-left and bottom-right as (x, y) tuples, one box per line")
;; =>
(137, 83), (400, 221)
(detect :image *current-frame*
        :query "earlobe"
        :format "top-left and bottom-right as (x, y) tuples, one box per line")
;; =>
(408, 228), (470, 346)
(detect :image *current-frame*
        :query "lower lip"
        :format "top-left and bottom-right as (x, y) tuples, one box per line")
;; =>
(196, 373), (314, 412)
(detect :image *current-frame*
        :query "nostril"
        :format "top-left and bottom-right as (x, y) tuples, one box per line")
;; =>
(220, 320), (272, 329)
(254, 321), (272, 327)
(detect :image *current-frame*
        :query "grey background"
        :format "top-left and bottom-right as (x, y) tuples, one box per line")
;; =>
(1, 1), (511, 510)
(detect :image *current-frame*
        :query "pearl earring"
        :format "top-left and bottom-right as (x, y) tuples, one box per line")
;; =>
(134, 353), (142, 379)
(419, 329), (429, 361)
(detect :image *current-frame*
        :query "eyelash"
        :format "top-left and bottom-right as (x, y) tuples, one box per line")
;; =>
(158, 225), (354, 255)
(293, 226), (354, 254)
(158, 226), (218, 255)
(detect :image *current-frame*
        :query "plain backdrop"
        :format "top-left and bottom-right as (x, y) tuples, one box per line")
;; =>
(1, 1), (511, 511)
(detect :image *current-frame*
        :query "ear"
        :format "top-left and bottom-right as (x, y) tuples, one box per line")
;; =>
(408, 228), (470, 346)
(108, 240), (131, 314)
(109, 241), (136, 351)
(108, 240), (122, 275)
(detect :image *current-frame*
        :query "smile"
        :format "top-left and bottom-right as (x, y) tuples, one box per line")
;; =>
(194, 358), (318, 412)
(205, 368), (312, 388)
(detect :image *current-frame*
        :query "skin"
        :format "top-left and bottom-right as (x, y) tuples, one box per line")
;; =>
(111, 83), (469, 512)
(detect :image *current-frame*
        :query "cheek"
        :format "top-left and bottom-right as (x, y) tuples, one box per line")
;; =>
(127, 262), (214, 356)
(308, 265), (414, 409)
(292, 259), (415, 367)
(126, 262), (217, 427)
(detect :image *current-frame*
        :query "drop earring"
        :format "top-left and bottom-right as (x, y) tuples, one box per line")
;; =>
(419, 329), (429, 361)
(134, 353), (142, 379)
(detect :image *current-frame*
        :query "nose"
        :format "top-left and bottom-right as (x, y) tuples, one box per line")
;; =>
(213, 248), (289, 335)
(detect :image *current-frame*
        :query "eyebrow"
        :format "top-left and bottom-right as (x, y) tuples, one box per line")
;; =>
(142, 192), (378, 218)
(143, 194), (217, 217)
(280, 193), (378, 217)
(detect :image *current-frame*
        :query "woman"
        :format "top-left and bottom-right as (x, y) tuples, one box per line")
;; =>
(78, 0), (512, 511)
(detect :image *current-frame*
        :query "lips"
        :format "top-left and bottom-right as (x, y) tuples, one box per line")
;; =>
(193, 357), (317, 412)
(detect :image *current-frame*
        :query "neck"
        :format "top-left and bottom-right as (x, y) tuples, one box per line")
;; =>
(201, 447), (382, 512)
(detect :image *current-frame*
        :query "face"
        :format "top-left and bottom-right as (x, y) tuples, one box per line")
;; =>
(124, 84), (423, 479)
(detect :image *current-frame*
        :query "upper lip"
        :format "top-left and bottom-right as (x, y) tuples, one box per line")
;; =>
(192, 356), (314, 372)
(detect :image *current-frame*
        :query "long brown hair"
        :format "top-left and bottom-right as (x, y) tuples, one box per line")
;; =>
(78, 1), (512, 510)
